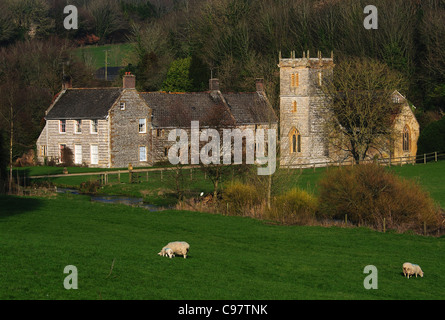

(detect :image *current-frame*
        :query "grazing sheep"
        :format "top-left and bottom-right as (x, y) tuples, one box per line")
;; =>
(403, 262), (424, 278)
(158, 241), (190, 259)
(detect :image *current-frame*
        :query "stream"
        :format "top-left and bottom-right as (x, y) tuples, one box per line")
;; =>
(55, 187), (166, 212)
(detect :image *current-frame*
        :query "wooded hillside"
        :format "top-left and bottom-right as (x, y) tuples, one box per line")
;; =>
(0, 0), (444, 164)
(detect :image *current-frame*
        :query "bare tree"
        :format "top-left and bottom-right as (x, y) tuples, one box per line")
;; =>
(321, 57), (407, 163)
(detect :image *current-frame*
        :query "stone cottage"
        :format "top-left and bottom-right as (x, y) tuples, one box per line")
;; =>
(36, 74), (278, 168)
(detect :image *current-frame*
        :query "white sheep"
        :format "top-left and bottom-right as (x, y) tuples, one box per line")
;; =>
(403, 262), (424, 278)
(158, 241), (190, 259)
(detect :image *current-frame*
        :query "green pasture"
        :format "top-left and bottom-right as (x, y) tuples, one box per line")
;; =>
(1, 193), (443, 300)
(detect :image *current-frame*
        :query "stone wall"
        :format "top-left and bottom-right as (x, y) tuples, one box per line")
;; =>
(109, 89), (153, 168)
(36, 118), (110, 167)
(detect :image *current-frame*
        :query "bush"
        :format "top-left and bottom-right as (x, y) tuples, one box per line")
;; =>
(79, 179), (101, 194)
(268, 188), (318, 225)
(222, 181), (262, 216)
(318, 163), (442, 233)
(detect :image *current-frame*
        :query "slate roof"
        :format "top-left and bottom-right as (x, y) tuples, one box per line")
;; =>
(223, 92), (278, 125)
(45, 88), (123, 120)
(140, 91), (277, 128)
(45, 86), (278, 127)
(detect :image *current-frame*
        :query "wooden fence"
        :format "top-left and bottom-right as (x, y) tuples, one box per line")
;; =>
(6, 151), (445, 190)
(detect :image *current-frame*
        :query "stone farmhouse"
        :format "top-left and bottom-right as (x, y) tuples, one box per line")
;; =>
(279, 52), (420, 167)
(36, 74), (278, 168)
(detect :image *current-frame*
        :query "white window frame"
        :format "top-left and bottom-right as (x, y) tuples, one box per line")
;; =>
(90, 119), (98, 134)
(90, 145), (99, 165)
(120, 102), (126, 110)
(139, 118), (147, 133)
(74, 145), (82, 165)
(59, 120), (66, 133)
(75, 119), (82, 134)
(139, 146), (147, 162)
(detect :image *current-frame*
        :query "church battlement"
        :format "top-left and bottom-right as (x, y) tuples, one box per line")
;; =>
(278, 50), (334, 69)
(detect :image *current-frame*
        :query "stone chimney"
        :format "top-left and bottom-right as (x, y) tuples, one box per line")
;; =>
(123, 72), (136, 89)
(209, 78), (220, 91)
(62, 75), (72, 90)
(255, 78), (265, 92)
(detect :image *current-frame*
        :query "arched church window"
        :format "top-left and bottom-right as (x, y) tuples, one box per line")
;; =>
(289, 128), (301, 153)
(403, 126), (410, 152)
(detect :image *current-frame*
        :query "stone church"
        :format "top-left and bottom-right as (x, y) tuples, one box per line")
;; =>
(278, 51), (420, 167)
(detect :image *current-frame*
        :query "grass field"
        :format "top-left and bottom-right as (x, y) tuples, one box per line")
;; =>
(1, 193), (444, 300)
(74, 43), (136, 70)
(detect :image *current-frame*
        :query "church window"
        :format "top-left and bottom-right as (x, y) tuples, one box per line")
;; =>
(403, 126), (410, 152)
(291, 73), (299, 87)
(292, 101), (297, 112)
(289, 128), (301, 153)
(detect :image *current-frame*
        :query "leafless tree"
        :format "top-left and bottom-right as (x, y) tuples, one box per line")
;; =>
(321, 57), (407, 163)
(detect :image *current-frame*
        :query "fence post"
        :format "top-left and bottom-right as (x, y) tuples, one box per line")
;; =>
(118, 171), (120, 183)
(424, 221), (427, 236)
(345, 214), (347, 225)
(424, 153), (426, 164)
(435, 152), (437, 162)
(383, 217), (386, 233)
(161, 169), (163, 181)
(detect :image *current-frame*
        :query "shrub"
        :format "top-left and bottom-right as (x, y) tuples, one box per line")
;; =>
(318, 163), (442, 233)
(79, 179), (101, 194)
(268, 188), (318, 225)
(222, 181), (262, 216)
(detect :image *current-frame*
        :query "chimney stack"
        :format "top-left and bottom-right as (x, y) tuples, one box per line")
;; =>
(255, 78), (265, 92)
(209, 78), (220, 91)
(123, 72), (136, 89)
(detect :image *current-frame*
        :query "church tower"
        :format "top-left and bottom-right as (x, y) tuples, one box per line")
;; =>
(278, 50), (334, 167)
